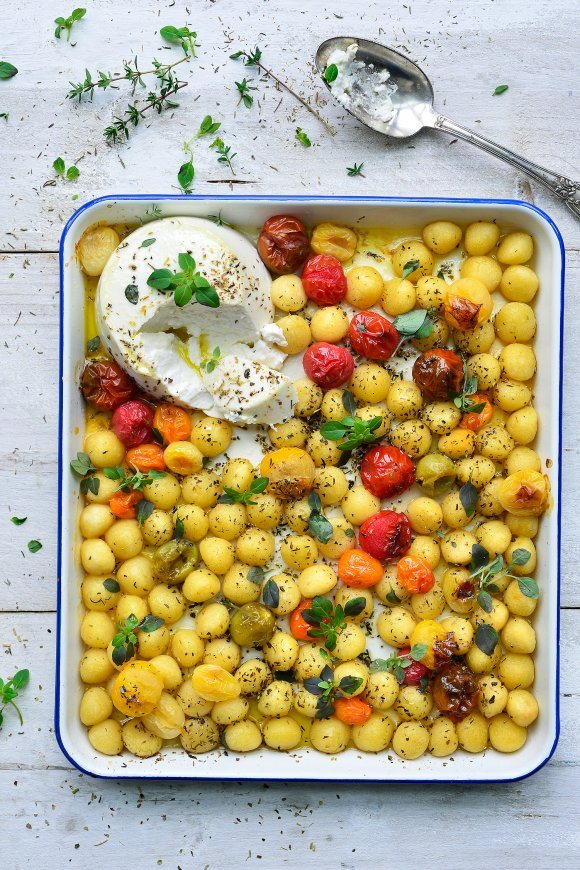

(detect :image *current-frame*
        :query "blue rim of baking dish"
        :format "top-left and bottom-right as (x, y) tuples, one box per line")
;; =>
(56, 194), (564, 782)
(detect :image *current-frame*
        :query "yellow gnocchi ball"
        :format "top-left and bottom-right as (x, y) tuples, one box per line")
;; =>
(415, 275), (446, 310)
(203, 638), (241, 673)
(142, 473), (181, 511)
(505, 538), (536, 575)
(122, 719), (163, 758)
(478, 673), (508, 718)
(281, 534), (319, 571)
(221, 562), (261, 605)
(349, 362), (391, 404)
(346, 265), (384, 308)
(116, 555), (154, 597)
(77, 226), (120, 276)
(311, 222), (357, 261)
(390, 420), (432, 458)
(506, 407), (538, 445)
(316, 516), (356, 560)
(364, 671), (399, 710)
(235, 659), (272, 696)
(163, 441), (203, 476)
(81, 575), (120, 612)
(333, 623), (367, 661)
(173, 504), (209, 543)
(210, 696), (249, 726)
(494, 302), (536, 344)
(499, 343), (536, 381)
(352, 712), (395, 752)
(81, 538), (116, 576)
(88, 718), (123, 755)
(438, 428), (476, 460)
(148, 584), (186, 625)
(313, 466), (349, 506)
(182, 567), (221, 603)
(320, 388), (348, 423)
(408, 536), (440, 570)
(341, 485), (380, 526)
(195, 602), (230, 640)
(395, 685), (433, 721)
(246, 493), (284, 531)
(392, 721), (429, 759)
(284, 498), (311, 533)
(410, 582), (445, 620)
(455, 455), (496, 489)
(81, 611), (116, 648)
(406, 496), (443, 535)
(263, 631), (299, 670)
(276, 314), (312, 355)
(220, 458), (254, 493)
(293, 377), (323, 417)
(456, 712), (488, 753)
(137, 623), (170, 660)
(429, 716), (458, 757)
(267, 574), (301, 617)
(84, 471), (119, 505)
(453, 322), (496, 355)
(464, 221), (500, 256)
(460, 256), (502, 292)
(497, 232), (534, 265)
(309, 716), (350, 754)
(83, 429), (125, 469)
(293, 688), (320, 718)
(79, 503), (116, 539)
(235, 528), (275, 567)
(105, 520), (143, 561)
(465, 641), (501, 675)
(506, 688), (539, 727)
(500, 265), (539, 302)
(422, 220), (462, 254)
(505, 513), (539, 538)
(381, 277), (416, 316)
(386, 380), (423, 419)
(310, 306), (349, 343)
(467, 353), (502, 391)
(503, 579), (538, 618)
(498, 653), (535, 690)
(298, 563), (338, 597)
(476, 425), (515, 461)
(377, 607), (417, 648)
(268, 418), (310, 449)
(475, 520), (512, 555)
(181, 470), (221, 509)
(306, 430), (342, 467)
(80, 686), (114, 726)
(505, 446), (541, 476)
(422, 401), (462, 435)
(149, 655), (183, 690)
(501, 617), (536, 654)
(263, 716), (302, 751)
(208, 503), (247, 541)
(493, 379), (532, 413)
(176, 678), (213, 717)
(489, 713), (527, 752)
(190, 417), (232, 457)
(441, 567), (474, 614)
(115, 593), (148, 626)
(440, 530), (478, 565)
(392, 240), (433, 283)
(271, 274), (307, 311)
(293, 643), (328, 681)
(477, 478), (505, 517)
(139, 509), (174, 547)
(257, 680), (294, 717)
(198, 536), (235, 576)
(180, 717), (220, 753)
(331, 660), (369, 697)
(80, 648), (114, 684)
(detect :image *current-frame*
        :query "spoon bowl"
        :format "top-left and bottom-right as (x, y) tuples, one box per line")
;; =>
(316, 36), (436, 138)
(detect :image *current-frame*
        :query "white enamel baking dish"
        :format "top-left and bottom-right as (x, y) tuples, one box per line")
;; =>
(57, 195), (563, 781)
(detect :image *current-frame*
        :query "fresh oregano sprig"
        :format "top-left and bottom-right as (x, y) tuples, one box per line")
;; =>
(304, 664), (363, 718)
(111, 614), (165, 665)
(320, 414), (382, 452)
(453, 364), (486, 414)
(302, 596), (366, 652)
(147, 252), (220, 308)
(103, 466), (166, 493)
(218, 477), (269, 506)
(469, 543), (538, 615)
(0, 669), (30, 728)
(392, 309), (434, 348)
(200, 346), (221, 374)
(195, 114), (221, 138)
(235, 78), (256, 108)
(54, 7), (86, 41)
(370, 646), (428, 684)
(70, 451), (100, 495)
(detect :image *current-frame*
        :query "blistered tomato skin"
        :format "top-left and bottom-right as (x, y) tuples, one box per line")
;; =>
(301, 254), (348, 306)
(348, 311), (400, 361)
(358, 510), (412, 562)
(80, 360), (136, 411)
(412, 349), (464, 400)
(433, 662), (480, 722)
(112, 399), (155, 448)
(303, 342), (355, 389)
(126, 443), (166, 471)
(397, 555), (435, 594)
(289, 599), (314, 641)
(398, 647), (431, 686)
(360, 445), (415, 499)
(257, 215), (310, 275)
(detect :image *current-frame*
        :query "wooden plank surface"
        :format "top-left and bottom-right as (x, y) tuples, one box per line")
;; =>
(1, 0), (579, 866)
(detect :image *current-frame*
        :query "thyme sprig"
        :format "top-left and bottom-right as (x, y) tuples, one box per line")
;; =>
(103, 67), (187, 144)
(103, 466), (166, 493)
(54, 8), (86, 41)
(210, 137), (236, 174)
(67, 55), (191, 102)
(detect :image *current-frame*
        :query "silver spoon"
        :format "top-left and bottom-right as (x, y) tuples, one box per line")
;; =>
(316, 37), (580, 220)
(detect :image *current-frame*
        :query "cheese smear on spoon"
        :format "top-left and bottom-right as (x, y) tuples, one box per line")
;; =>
(326, 42), (397, 124)
(96, 217), (295, 426)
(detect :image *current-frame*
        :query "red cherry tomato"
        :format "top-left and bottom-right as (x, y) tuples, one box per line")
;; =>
(289, 599), (313, 641)
(80, 360), (136, 411)
(360, 445), (415, 499)
(303, 342), (354, 389)
(397, 555), (435, 594)
(412, 349), (464, 400)
(348, 311), (399, 361)
(398, 647), (431, 686)
(301, 254), (347, 306)
(111, 399), (154, 448)
(358, 510), (412, 562)
(257, 215), (310, 274)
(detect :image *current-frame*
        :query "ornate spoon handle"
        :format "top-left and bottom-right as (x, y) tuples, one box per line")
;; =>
(434, 114), (580, 220)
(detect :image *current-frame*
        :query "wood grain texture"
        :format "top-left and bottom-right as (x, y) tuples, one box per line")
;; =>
(0, 0), (579, 865)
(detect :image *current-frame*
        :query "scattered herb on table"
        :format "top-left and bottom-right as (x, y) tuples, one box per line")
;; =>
(347, 162), (364, 177)
(54, 7), (86, 41)
(493, 84), (509, 96)
(103, 67), (188, 144)
(160, 25), (198, 56)
(27, 540), (42, 553)
(235, 78), (255, 108)
(302, 595), (366, 652)
(210, 137), (236, 174)
(112, 614), (164, 665)
(0, 669), (30, 728)
(177, 158), (194, 194)
(219, 477), (269, 506)
(195, 114), (221, 138)
(0, 62), (18, 80)
(10, 516), (27, 525)
(0, 112), (8, 120)
(147, 252), (220, 308)
(295, 127), (311, 147)
(68, 55), (191, 102)
(53, 157), (79, 181)
(304, 664), (363, 718)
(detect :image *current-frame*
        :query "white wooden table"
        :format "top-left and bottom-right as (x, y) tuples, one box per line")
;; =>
(1, 0), (579, 866)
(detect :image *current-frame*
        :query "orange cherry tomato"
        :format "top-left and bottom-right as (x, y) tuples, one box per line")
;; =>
(153, 403), (192, 444)
(290, 599), (314, 641)
(109, 489), (143, 519)
(334, 697), (373, 726)
(397, 555), (435, 594)
(459, 393), (494, 431)
(337, 549), (383, 589)
(126, 443), (166, 471)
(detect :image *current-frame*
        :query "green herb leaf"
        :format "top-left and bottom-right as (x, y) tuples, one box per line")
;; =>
(510, 548), (531, 567)
(135, 499), (154, 527)
(139, 615), (164, 633)
(247, 566), (265, 585)
(342, 390), (357, 416)
(401, 259), (420, 279)
(346, 162), (364, 177)
(140, 238), (156, 248)
(174, 284), (193, 307)
(10, 516), (27, 526)
(493, 84), (509, 95)
(295, 127), (311, 147)
(392, 309), (433, 340)
(262, 578), (280, 609)
(66, 165), (80, 180)
(196, 114), (221, 138)
(409, 644), (428, 661)
(174, 517), (184, 541)
(343, 597), (366, 617)
(0, 62), (18, 79)
(339, 675), (363, 695)
(386, 588), (401, 604)
(517, 577), (539, 599)
(53, 157), (65, 176)
(125, 284), (139, 305)
(86, 336), (101, 353)
(178, 159), (194, 194)
(70, 451), (96, 477)
(103, 578), (120, 593)
(308, 512), (334, 544)
(195, 285), (220, 308)
(27, 540), (42, 553)
(459, 482), (478, 518)
(323, 64), (338, 83)
(470, 543), (490, 571)
(147, 268), (175, 290)
(477, 589), (493, 613)
(474, 623), (499, 656)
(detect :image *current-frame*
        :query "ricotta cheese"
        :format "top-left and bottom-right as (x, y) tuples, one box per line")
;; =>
(95, 217), (295, 425)
(327, 42), (397, 124)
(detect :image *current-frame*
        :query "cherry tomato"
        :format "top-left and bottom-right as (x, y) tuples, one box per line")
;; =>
(360, 445), (415, 499)
(257, 215), (310, 274)
(348, 311), (399, 361)
(126, 443), (166, 471)
(334, 697), (373, 726)
(459, 393), (494, 431)
(301, 254), (347, 306)
(397, 555), (435, 594)
(398, 647), (431, 686)
(433, 662), (480, 722)
(289, 599), (313, 641)
(111, 661), (164, 716)
(410, 620), (459, 670)
(337, 549), (383, 588)
(80, 360), (135, 411)
(412, 349), (464, 400)
(358, 510), (411, 562)
(109, 489), (144, 519)
(153, 403), (192, 443)
(111, 399), (154, 448)
(303, 342), (354, 389)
